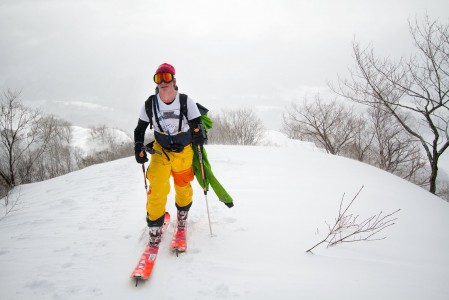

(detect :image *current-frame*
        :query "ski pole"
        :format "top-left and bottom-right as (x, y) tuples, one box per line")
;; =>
(141, 163), (148, 192)
(139, 142), (162, 192)
(197, 144), (213, 237)
(139, 149), (148, 192)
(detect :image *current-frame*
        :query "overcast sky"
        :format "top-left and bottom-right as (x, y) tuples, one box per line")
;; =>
(1, 0), (448, 134)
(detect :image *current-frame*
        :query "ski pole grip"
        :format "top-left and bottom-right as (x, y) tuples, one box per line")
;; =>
(194, 125), (206, 137)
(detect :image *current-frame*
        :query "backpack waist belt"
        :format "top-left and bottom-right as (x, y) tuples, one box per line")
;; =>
(155, 131), (192, 153)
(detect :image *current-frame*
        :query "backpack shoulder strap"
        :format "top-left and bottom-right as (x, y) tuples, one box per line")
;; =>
(144, 94), (164, 131)
(179, 93), (188, 131)
(144, 95), (154, 129)
(152, 94), (164, 132)
(179, 93), (188, 118)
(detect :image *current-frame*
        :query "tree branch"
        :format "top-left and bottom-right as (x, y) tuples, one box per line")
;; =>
(306, 186), (400, 254)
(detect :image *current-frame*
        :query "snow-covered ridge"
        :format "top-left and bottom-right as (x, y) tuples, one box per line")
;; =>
(70, 125), (132, 156)
(1, 139), (448, 299)
(259, 130), (323, 151)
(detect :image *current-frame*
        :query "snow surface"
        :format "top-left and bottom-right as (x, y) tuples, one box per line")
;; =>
(1, 131), (449, 300)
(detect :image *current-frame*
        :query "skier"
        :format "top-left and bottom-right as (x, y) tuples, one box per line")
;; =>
(133, 63), (206, 250)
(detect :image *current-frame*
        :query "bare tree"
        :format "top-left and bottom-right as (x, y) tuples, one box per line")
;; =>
(72, 146), (86, 170)
(0, 89), (134, 195)
(341, 116), (375, 162)
(0, 89), (45, 189)
(368, 104), (427, 184)
(437, 182), (449, 201)
(283, 95), (360, 155)
(208, 108), (264, 145)
(17, 114), (62, 183)
(333, 15), (449, 194)
(283, 94), (426, 186)
(36, 117), (74, 180)
(90, 125), (117, 147)
(0, 90), (74, 190)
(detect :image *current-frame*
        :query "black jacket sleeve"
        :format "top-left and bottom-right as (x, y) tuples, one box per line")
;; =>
(134, 119), (149, 144)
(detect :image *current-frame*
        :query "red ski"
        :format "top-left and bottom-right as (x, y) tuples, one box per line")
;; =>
(170, 227), (187, 256)
(130, 212), (170, 285)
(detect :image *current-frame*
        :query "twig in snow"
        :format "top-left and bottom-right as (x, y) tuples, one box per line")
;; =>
(306, 186), (400, 254)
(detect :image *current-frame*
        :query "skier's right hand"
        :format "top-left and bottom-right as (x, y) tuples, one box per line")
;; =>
(134, 142), (148, 164)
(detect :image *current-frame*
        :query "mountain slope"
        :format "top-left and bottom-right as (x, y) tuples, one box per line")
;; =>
(0, 143), (448, 300)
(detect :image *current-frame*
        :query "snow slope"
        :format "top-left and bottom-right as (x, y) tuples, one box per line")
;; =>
(1, 135), (449, 300)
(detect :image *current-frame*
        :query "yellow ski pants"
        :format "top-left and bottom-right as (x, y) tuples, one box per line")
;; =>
(146, 142), (194, 222)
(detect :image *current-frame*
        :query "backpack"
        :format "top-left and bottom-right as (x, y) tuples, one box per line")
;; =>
(144, 93), (212, 132)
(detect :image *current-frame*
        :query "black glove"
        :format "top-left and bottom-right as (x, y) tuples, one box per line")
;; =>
(134, 142), (148, 164)
(192, 124), (207, 146)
